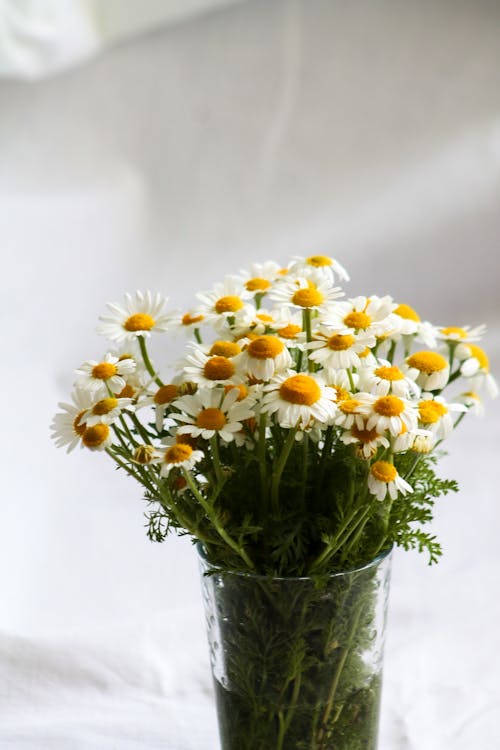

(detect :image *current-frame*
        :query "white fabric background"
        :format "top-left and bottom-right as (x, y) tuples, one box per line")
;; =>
(1, 1), (500, 748)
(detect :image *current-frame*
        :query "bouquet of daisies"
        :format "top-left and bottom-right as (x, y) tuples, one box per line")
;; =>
(52, 254), (496, 576)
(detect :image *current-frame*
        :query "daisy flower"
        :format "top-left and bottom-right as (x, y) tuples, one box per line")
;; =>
(179, 343), (241, 389)
(417, 394), (467, 439)
(455, 343), (498, 397)
(366, 394), (418, 437)
(196, 276), (254, 329)
(261, 373), (337, 430)
(340, 422), (390, 459)
(172, 387), (255, 443)
(323, 295), (395, 339)
(51, 389), (94, 453)
(393, 425), (432, 453)
(368, 461), (413, 501)
(158, 443), (205, 477)
(334, 393), (374, 431)
(75, 353), (136, 397)
(231, 309), (277, 339)
(97, 291), (171, 343)
(307, 328), (375, 370)
(270, 308), (306, 345)
(82, 396), (134, 427)
(136, 382), (180, 432)
(391, 303), (439, 348)
(237, 335), (292, 381)
(358, 360), (420, 398)
(269, 275), (343, 314)
(458, 390), (484, 416)
(288, 254), (350, 283)
(405, 350), (450, 391)
(80, 423), (114, 451)
(410, 433), (436, 454)
(437, 325), (486, 345)
(238, 261), (282, 296)
(168, 309), (206, 335)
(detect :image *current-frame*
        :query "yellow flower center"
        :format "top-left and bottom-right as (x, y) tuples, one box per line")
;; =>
(224, 383), (249, 401)
(215, 296), (244, 314)
(247, 335), (285, 360)
(407, 351), (448, 373)
(133, 445), (157, 464)
(359, 347), (371, 359)
(343, 311), (372, 330)
(124, 313), (156, 332)
(440, 326), (467, 338)
(209, 340), (242, 357)
(468, 344), (489, 371)
(115, 384), (135, 398)
(154, 384), (178, 405)
(339, 398), (362, 414)
(279, 374), (321, 405)
(92, 397), (119, 415)
(371, 460), (397, 483)
(256, 312), (274, 324)
(327, 334), (355, 351)
(373, 395), (405, 417)
(182, 312), (204, 326)
(463, 390), (480, 401)
(164, 444), (193, 464)
(82, 423), (110, 448)
(277, 324), (302, 339)
(332, 386), (351, 402)
(292, 284), (324, 308)
(245, 277), (271, 292)
(73, 410), (87, 436)
(351, 424), (379, 443)
(196, 408), (227, 431)
(418, 400), (448, 424)
(92, 362), (118, 380)
(203, 356), (235, 381)
(306, 254), (332, 267)
(394, 303), (420, 322)
(374, 365), (404, 382)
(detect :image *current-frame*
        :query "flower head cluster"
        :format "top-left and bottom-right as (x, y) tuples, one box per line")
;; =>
(52, 254), (496, 575)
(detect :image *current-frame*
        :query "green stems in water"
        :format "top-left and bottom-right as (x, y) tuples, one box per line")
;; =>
(271, 426), (299, 514)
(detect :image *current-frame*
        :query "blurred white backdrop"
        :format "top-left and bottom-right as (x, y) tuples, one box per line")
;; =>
(1, 1), (500, 748)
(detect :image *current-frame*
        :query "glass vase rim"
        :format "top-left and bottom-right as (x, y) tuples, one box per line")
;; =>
(197, 543), (392, 582)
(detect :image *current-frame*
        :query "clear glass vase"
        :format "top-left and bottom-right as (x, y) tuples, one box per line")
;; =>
(198, 548), (392, 750)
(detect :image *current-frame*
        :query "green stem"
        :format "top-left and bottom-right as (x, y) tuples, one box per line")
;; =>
(138, 335), (164, 387)
(210, 435), (224, 485)
(194, 327), (202, 345)
(271, 426), (298, 513)
(317, 426), (334, 492)
(182, 470), (255, 570)
(258, 412), (268, 514)
(347, 368), (356, 392)
(303, 309), (314, 372)
(309, 505), (368, 573)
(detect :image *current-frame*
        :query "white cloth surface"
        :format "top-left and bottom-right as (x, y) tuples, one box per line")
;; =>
(1, 0), (500, 747)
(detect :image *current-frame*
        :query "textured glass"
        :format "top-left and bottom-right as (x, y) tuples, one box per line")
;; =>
(199, 548), (392, 750)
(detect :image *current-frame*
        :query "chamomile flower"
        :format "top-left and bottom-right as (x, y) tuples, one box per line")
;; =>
(269, 276), (343, 313)
(288, 254), (350, 283)
(196, 277), (253, 329)
(97, 291), (171, 343)
(455, 343), (498, 397)
(366, 394), (418, 437)
(417, 394), (466, 439)
(323, 295), (395, 339)
(51, 389), (94, 453)
(75, 353), (136, 397)
(158, 443), (204, 477)
(437, 325), (486, 344)
(180, 343), (241, 388)
(270, 308), (305, 345)
(237, 335), (292, 381)
(231, 309), (277, 339)
(392, 303), (438, 347)
(334, 393), (374, 431)
(262, 373), (337, 430)
(82, 397), (134, 426)
(80, 423), (114, 451)
(168, 309), (206, 335)
(340, 421), (390, 459)
(136, 382), (180, 432)
(358, 360), (420, 398)
(393, 425), (432, 453)
(368, 461), (413, 501)
(238, 261), (282, 296)
(307, 328), (375, 370)
(405, 351), (450, 391)
(458, 390), (484, 416)
(173, 387), (255, 443)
